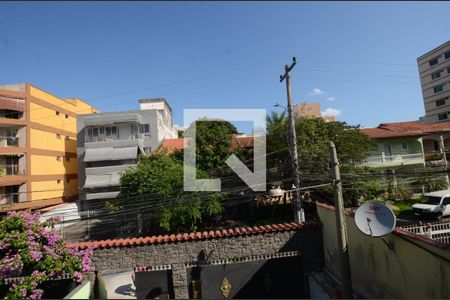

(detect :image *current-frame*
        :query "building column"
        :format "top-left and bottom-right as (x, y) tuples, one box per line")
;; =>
(172, 262), (189, 299)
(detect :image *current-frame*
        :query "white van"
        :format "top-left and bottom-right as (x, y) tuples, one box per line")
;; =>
(412, 190), (450, 220)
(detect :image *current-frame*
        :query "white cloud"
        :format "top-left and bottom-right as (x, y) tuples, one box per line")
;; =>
(326, 97), (336, 101)
(321, 108), (342, 117)
(309, 88), (325, 96)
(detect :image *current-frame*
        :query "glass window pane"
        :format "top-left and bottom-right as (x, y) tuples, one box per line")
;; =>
(106, 127), (111, 136)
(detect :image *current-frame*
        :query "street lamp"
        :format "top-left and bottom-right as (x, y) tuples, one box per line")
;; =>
(274, 102), (287, 110)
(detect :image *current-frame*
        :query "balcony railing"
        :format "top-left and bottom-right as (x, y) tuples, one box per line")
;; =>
(0, 193), (19, 205)
(0, 136), (19, 147)
(0, 164), (23, 176)
(85, 134), (143, 143)
(362, 153), (424, 167)
(400, 222), (450, 245)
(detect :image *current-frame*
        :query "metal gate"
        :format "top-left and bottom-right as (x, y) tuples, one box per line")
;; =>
(186, 251), (304, 299)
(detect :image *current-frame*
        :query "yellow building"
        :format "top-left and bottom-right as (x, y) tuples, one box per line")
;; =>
(0, 83), (98, 212)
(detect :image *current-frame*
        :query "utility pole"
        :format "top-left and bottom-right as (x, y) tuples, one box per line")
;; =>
(280, 57), (305, 223)
(439, 135), (450, 187)
(329, 141), (353, 298)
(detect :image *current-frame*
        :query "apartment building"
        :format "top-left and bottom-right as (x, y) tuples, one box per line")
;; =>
(417, 40), (450, 123)
(294, 102), (335, 122)
(77, 98), (177, 205)
(0, 83), (97, 212)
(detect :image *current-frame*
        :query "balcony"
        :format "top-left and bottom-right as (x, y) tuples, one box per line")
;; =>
(0, 164), (24, 176)
(0, 136), (19, 147)
(0, 192), (19, 205)
(362, 153), (425, 168)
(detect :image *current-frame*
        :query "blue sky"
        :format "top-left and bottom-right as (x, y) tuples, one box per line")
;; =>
(0, 2), (449, 133)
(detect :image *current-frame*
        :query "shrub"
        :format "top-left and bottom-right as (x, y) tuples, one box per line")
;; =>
(0, 211), (94, 299)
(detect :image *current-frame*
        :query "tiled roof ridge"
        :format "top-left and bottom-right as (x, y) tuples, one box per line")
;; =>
(67, 221), (321, 250)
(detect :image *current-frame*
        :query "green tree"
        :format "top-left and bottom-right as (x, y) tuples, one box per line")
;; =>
(266, 114), (376, 175)
(120, 153), (224, 231)
(172, 118), (243, 177)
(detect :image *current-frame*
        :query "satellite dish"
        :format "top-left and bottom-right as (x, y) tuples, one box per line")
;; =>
(354, 202), (396, 237)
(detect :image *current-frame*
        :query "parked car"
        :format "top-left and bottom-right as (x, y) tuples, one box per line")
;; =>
(412, 190), (450, 220)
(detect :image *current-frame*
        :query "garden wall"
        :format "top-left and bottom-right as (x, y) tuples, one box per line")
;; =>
(71, 222), (323, 298)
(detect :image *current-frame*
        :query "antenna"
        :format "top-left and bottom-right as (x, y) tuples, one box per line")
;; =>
(354, 202), (396, 237)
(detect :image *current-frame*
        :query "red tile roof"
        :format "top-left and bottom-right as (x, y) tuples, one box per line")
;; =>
(361, 120), (450, 139)
(67, 222), (321, 250)
(156, 135), (254, 155)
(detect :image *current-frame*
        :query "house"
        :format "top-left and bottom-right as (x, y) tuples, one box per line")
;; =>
(0, 83), (98, 212)
(361, 120), (450, 169)
(77, 98), (177, 206)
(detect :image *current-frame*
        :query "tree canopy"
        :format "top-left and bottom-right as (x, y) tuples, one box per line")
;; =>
(172, 118), (244, 177)
(120, 153), (224, 231)
(266, 111), (376, 183)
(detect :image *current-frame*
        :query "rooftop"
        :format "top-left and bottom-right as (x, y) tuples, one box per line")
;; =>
(138, 97), (173, 112)
(156, 135), (254, 155)
(361, 120), (450, 139)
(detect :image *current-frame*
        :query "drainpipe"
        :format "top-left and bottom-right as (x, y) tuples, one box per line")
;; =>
(439, 135), (449, 188)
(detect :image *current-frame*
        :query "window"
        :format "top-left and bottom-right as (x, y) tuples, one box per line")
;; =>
(56, 156), (62, 161)
(56, 111), (60, 116)
(56, 134), (61, 139)
(434, 85), (444, 93)
(436, 98), (446, 107)
(92, 127), (99, 137)
(57, 179), (61, 184)
(143, 124), (150, 133)
(447, 66), (450, 74)
(431, 71), (441, 80)
(100, 127), (104, 135)
(65, 156), (70, 162)
(429, 58), (438, 66)
(446, 51), (450, 59)
(438, 113), (448, 121)
(401, 143), (408, 150)
(143, 147), (152, 153)
(65, 114), (69, 119)
(443, 197), (450, 205)
(105, 127), (111, 136)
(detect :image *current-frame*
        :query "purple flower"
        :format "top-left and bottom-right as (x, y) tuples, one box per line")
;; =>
(73, 271), (83, 283)
(43, 245), (55, 255)
(29, 250), (42, 262)
(30, 289), (43, 300)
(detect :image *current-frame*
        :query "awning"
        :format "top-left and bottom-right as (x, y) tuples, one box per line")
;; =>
(0, 96), (25, 112)
(85, 191), (120, 201)
(84, 148), (114, 162)
(84, 174), (111, 188)
(109, 173), (121, 186)
(114, 146), (138, 160)
(84, 146), (138, 162)
(84, 172), (122, 189)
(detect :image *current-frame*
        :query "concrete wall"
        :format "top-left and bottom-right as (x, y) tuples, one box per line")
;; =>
(90, 227), (323, 299)
(317, 202), (450, 298)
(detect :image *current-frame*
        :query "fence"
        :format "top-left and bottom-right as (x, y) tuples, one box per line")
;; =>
(400, 221), (450, 244)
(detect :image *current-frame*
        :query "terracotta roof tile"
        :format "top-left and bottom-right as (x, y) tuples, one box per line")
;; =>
(155, 135), (255, 156)
(361, 120), (450, 139)
(67, 221), (320, 250)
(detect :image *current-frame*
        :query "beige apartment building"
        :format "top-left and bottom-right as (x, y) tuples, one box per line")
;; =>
(294, 102), (335, 122)
(417, 40), (450, 124)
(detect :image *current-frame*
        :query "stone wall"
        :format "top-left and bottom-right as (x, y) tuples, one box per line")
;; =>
(90, 225), (323, 298)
